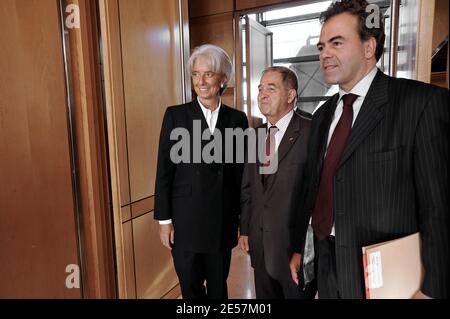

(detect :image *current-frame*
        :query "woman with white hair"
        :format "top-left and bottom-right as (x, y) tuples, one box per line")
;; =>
(154, 44), (248, 299)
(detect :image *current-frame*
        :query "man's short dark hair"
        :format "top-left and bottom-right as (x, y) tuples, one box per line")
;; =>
(262, 66), (298, 92)
(320, 0), (386, 61)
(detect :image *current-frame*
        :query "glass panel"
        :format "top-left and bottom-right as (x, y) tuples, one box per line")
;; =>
(294, 61), (328, 97)
(397, 0), (419, 79)
(275, 61), (338, 94)
(297, 101), (327, 114)
(248, 13), (257, 22)
(275, 61), (338, 114)
(268, 20), (322, 60)
(380, 13), (391, 73)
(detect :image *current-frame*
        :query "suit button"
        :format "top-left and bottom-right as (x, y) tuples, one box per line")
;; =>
(218, 170), (222, 176)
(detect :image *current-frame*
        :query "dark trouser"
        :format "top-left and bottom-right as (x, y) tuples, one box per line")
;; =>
(316, 235), (340, 299)
(171, 247), (232, 299)
(254, 260), (316, 299)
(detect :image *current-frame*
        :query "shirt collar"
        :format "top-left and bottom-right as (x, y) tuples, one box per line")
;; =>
(197, 97), (221, 116)
(268, 109), (294, 133)
(338, 66), (378, 102)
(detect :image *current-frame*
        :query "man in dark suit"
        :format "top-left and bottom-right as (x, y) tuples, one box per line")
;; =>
(154, 44), (248, 299)
(290, 0), (448, 299)
(239, 66), (315, 299)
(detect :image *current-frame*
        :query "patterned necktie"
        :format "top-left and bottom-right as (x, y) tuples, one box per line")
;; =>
(262, 125), (278, 166)
(261, 125), (278, 183)
(311, 93), (358, 240)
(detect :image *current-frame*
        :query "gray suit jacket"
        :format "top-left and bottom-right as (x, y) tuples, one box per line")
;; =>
(240, 110), (311, 281)
(295, 70), (449, 298)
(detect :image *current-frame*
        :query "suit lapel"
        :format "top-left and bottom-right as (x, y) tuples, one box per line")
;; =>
(338, 70), (389, 168)
(188, 100), (219, 166)
(276, 113), (301, 164)
(188, 99), (209, 133)
(263, 113), (303, 191)
(215, 104), (229, 134)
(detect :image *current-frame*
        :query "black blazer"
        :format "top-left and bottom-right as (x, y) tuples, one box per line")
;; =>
(240, 110), (311, 281)
(295, 70), (449, 298)
(154, 99), (249, 253)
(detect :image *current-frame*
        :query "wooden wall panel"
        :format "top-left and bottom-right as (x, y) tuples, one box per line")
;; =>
(122, 205), (132, 223)
(101, 0), (186, 298)
(430, 72), (447, 88)
(221, 87), (236, 107)
(122, 221), (137, 298)
(432, 0), (448, 50)
(98, 0), (131, 208)
(119, 0), (184, 203)
(133, 212), (177, 298)
(64, 0), (117, 298)
(131, 196), (155, 219)
(416, 0), (435, 82)
(0, 0), (80, 298)
(189, 0), (234, 18)
(431, 0), (448, 89)
(190, 12), (235, 60)
(98, 0), (129, 296)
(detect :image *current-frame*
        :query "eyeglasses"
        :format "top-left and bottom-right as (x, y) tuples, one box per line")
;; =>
(191, 71), (216, 79)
